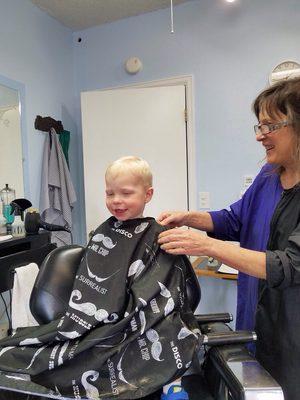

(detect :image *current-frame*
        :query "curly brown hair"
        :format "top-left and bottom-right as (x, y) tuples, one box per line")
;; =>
(253, 77), (300, 163)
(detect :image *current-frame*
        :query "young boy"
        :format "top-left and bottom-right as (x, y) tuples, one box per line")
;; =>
(105, 156), (189, 400)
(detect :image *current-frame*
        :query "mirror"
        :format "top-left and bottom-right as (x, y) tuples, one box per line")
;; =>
(0, 76), (26, 199)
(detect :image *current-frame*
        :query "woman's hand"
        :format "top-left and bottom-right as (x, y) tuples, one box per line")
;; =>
(156, 211), (189, 228)
(158, 228), (211, 256)
(158, 228), (267, 279)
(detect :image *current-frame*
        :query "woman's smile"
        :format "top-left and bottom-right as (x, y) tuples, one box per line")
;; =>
(264, 144), (275, 153)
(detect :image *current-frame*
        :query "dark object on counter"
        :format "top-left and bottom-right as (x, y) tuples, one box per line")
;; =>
(24, 209), (71, 235)
(10, 198), (32, 220)
(34, 115), (64, 133)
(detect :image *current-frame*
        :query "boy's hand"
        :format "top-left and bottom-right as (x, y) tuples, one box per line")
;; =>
(156, 211), (189, 228)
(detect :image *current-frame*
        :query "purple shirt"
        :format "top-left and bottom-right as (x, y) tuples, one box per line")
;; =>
(209, 164), (283, 331)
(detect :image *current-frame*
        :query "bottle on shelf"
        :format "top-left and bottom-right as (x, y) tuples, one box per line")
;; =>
(11, 214), (25, 237)
(0, 184), (15, 229)
(10, 199), (32, 238)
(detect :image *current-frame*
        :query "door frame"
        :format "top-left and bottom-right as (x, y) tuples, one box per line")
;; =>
(95, 75), (196, 210)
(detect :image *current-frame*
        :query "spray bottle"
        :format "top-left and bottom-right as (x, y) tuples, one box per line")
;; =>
(10, 198), (32, 237)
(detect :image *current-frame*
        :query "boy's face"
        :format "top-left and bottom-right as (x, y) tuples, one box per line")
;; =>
(105, 173), (153, 221)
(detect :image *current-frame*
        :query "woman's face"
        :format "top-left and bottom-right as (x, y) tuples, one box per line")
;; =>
(256, 109), (297, 168)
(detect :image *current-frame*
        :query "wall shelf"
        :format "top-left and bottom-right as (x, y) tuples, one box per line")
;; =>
(192, 257), (238, 281)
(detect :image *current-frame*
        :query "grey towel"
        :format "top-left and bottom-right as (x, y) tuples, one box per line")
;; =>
(40, 128), (76, 246)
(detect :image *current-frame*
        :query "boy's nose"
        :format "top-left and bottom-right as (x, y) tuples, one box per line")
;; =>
(112, 196), (122, 203)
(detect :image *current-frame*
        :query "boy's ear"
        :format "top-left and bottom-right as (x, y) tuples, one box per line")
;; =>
(145, 187), (154, 203)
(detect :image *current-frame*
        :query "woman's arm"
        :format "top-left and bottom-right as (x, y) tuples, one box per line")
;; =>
(157, 210), (215, 231)
(158, 228), (266, 279)
(157, 197), (246, 242)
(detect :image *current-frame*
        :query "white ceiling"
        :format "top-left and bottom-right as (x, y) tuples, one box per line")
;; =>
(30, 0), (191, 31)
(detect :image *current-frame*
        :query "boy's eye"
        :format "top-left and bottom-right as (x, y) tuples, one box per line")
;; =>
(106, 193), (113, 197)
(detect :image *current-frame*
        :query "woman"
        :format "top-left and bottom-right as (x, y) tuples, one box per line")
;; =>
(158, 77), (300, 400)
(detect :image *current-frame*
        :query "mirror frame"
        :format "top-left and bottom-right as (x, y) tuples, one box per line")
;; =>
(0, 74), (29, 199)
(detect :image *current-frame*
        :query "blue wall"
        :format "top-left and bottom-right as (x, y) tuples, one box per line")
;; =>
(73, 0), (300, 218)
(0, 0), (82, 243)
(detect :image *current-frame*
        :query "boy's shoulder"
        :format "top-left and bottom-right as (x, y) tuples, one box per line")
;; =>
(94, 216), (163, 235)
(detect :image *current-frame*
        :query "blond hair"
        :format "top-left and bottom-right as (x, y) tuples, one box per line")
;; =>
(105, 156), (153, 188)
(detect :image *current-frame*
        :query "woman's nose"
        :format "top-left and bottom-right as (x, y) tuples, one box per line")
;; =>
(256, 132), (266, 142)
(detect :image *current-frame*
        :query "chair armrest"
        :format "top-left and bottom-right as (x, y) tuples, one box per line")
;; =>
(203, 331), (257, 346)
(198, 319), (256, 346)
(204, 345), (284, 400)
(195, 313), (233, 325)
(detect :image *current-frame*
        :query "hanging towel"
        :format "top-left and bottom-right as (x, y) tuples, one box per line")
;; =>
(11, 263), (39, 329)
(40, 128), (77, 246)
(58, 130), (70, 167)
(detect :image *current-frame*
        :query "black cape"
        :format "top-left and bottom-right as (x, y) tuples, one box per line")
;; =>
(0, 217), (200, 399)
(255, 184), (300, 400)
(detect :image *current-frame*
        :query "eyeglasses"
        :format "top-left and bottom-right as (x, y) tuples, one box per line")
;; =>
(254, 120), (290, 135)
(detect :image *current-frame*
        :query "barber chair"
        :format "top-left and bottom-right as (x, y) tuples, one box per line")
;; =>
(0, 246), (284, 400)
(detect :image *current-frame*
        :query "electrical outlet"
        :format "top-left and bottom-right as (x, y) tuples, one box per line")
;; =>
(199, 192), (210, 209)
(244, 175), (254, 189)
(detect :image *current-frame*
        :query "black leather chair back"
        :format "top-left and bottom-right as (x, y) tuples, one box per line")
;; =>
(30, 245), (85, 324)
(30, 246), (201, 324)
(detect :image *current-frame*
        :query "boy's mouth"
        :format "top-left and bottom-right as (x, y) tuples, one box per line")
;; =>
(114, 209), (127, 214)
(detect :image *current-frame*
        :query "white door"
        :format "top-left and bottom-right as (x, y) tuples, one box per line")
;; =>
(81, 85), (188, 238)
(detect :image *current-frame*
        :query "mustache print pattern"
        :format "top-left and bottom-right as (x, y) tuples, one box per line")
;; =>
(164, 298), (175, 316)
(92, 233), (117, 249)
(19, 338), (42, 345)
(177, 327), (199, 340)
(5, 374), (29, 381)
(128, 260), (145, 279)
(86, 261), (120, 283)
(139, 311), (146, 335)
(158, 282), (171, 298)
(81, 370), (100, 399)
(0, 347), (15, 357)
(58, 331), (81, 339)
(134, 222), (149, 234)
(25, 345), (48, 370)
(146, 329), (164, 362)
(69, 290), (109, 321)
(117, 345), (138, 388)
(117, 348), (130, 385)
(58, 341), (69, 366)
(138, 297), (147, 306)
(158, 282), (175, 316)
